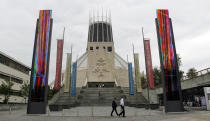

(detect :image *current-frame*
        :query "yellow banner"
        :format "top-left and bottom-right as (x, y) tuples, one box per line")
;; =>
(134, 54), (142, 92)
(64, 53), (72, 93)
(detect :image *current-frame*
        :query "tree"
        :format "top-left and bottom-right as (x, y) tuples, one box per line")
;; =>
(177, 54), (185, 80)
(141, 76), (147, 89)
(179, 70), (184, 80)
(186, 68), (197, 79)
(153, 67), (162, 86)
(0, 81), (14, 104)
(20, 82), (30, 103)
(47, 85), (58, 100)
(177, 54), (182, 67)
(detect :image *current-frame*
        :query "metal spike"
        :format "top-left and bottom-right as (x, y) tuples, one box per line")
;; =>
(109, 10), (112, 24)
(63, 27), (65, 41)
(102, 7), (103, 21)
(127, 54), (129, 63)
(93, 10), (95, 23)
(132, 43), (134, 55)
(105, 9), (107, 23)
(89, 10), (91, 24)
(97, 7), (99, 21)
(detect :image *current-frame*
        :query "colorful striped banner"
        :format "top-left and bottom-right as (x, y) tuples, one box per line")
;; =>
(156, 9), (181, 101)
(30, 10), (52, 102)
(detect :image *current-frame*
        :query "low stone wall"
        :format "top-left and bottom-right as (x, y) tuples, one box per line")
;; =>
(0, 104), (26, 111)
(49, 87), (82, 105)
(48, 87), (64, 105)
(142, 88), (158, 104)
(0, 95), (26, 103)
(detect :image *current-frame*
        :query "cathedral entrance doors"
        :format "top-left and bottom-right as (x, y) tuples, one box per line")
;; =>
(87, 82), (115, 88)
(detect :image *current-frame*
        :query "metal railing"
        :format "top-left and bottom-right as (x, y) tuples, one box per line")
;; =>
(182, 68), (210, 81)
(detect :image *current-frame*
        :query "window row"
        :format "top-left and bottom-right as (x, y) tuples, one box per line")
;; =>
(88, 23), (113, 42)
(0, 73), (23, 84)
(0, 55), (29, 74)
(89, 46), (112, 52)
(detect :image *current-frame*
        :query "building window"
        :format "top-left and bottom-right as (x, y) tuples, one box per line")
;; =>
(103, 46), (106, 49)
(0, 54), (29, 74)
(90, 46), (93, 50)
(108, 47), (112, 52)
(96, 46), (99, 50)
(0, 73), (23, 84)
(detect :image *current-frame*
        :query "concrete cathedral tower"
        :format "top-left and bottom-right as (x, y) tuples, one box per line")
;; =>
(75, 12), (129, 88)
(87, 12), (115, 87)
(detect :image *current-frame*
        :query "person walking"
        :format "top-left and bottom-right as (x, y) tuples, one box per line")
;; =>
(119, 96), (126, 117)
(111, 98), (118, 116)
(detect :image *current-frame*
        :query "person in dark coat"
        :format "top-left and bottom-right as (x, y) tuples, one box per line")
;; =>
(111, 97), (118, 116)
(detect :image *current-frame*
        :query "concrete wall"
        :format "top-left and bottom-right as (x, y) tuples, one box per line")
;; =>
(155, 73), (210, 95)
(0, 63), (30, 103)
(142, 73), (210, 104)
(181, 73), (210, 90)
(87, 42), (115, 83)
(142, 88), (158, 104)
(0, 95), (26, 103)
(0, 63), (29, 85)
(76, 69), (87, 87)
(114, 68), (129, 87)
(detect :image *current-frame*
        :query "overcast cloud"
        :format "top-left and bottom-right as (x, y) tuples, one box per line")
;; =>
(0, 0), (209, 84)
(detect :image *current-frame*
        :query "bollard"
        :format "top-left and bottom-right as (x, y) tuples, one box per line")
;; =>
(134, 109), (137, 117)
(47, 109), (50, 116)
(9, 105), (11, 114)
(62, 109), (64, 116)
(47, 106), (50, 116)
(76, 108), (79, 117)
(91, 105), (93, 117)
(148, 108), (151, 116)
(162, 106), (166, 116)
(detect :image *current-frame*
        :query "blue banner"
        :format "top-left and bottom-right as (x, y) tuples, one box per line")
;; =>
(71, 63), (77, 96)
(128, 63), (134, 95)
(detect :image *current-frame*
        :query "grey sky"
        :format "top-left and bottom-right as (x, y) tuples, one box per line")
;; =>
(0, 0), (209, 84)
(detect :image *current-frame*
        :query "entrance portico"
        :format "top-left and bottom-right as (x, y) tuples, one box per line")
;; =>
(87, 82), (115, 88)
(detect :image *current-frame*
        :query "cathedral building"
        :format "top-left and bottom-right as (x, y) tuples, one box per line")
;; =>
(74, 14), (129, 88)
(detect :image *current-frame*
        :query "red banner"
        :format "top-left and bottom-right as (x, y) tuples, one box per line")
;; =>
(144, 39), (154, 88)
(54, 39), (64, 90)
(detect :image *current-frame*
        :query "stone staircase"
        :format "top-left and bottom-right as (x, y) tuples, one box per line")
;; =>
(121, 87), (148, 107)
(50, 86), (148, 110)
(78, 87), (148, 106)
(78, 87), (124, 106)
(53, 93), (79, 108)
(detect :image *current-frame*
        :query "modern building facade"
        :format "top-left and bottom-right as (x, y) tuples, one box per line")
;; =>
(72, 14), (130, 88)
(0, 50), (30, 103)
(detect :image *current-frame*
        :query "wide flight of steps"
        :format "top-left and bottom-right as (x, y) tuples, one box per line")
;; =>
(53, 93), (79, 108)
(49, 87), (148, 111)
(78, 87), (148, 106)
(78, 87), (124, 106)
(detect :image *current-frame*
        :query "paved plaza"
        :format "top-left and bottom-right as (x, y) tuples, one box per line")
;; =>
(0, 106), (210, 121)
